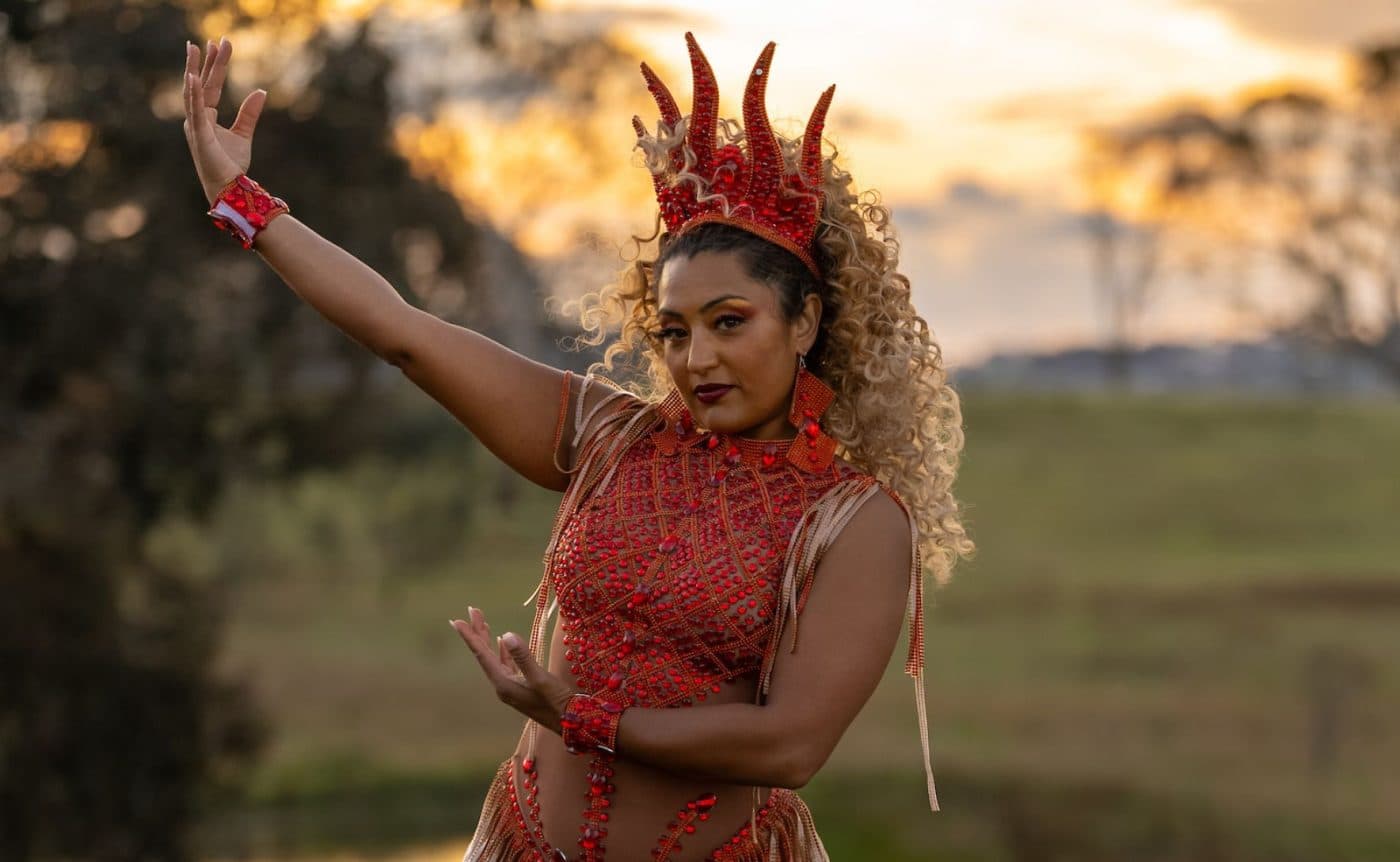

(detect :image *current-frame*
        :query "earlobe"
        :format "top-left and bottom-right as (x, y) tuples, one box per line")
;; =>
(797, 293), (823, 353)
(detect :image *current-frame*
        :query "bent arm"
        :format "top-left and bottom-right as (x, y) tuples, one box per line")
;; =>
(610, 701), (802, 789)
(251, 215), (575, 491)
(608, 491), (912, 788)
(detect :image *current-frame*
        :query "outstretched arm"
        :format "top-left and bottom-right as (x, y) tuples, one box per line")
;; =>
(453, 489), (913, 788)
(253, 215), (577, 490)
(182, 37), (600, 492)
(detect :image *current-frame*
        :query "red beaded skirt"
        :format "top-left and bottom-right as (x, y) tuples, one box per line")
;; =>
(462, 756), (831, 862)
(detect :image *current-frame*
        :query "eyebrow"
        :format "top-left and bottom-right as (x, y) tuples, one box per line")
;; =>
(657, 294), (747, 318)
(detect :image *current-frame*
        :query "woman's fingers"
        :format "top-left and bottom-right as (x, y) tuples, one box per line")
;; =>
(199, 39), (218, 84)
(231, 88), (266, 140)
(501, 636), (550, 688)
(183, 43), (205, 134)
(187, 73), (208, 138)
(454, 613), (501, 673)
(203, 37), (231, 114)
(451, 619), (490, 669)
(186, 74), (203, 146)
(452, 618), (526, 695)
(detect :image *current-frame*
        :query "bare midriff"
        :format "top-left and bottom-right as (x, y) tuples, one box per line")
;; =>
(508, 621), (774, 862)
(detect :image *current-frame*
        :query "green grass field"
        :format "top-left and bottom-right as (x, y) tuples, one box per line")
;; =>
(194, 391), (1400, 861)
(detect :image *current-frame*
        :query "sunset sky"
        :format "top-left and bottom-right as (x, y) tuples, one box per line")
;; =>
(557, 0), (1397, 364)
(284, 0), (1400, 364)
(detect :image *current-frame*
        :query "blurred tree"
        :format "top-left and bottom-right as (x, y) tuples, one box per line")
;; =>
(1082, 41), (1400, 386)
(0, 0), (607, 857)
(1078, 207), (1161, 388)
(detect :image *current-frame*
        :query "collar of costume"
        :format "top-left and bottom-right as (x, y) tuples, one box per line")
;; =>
(633, 33), (833, 281)
(648, 387), (837, 473)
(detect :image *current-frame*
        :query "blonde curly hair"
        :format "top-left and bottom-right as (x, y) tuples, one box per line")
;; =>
(563, 117), (974, 588)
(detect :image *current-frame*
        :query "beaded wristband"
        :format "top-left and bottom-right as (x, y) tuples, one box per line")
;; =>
(559, 693), (625, 755)
(206, 174), (290, 249)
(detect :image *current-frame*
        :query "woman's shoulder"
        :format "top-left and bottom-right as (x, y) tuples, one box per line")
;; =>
(559, 371), (660, 468)
(570, 370), (653, 416)
(813, 457), (915, 546)
(828, 455), (907, 506)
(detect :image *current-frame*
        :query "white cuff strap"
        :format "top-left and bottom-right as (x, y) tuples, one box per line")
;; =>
(211, 198), (256, 239)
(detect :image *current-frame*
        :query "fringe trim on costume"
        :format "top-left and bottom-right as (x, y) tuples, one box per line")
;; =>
(749, 478), (941, 830)
(713, 789), (832, 862)
(462, 759), (538, 862)
(887, 487), (941, 813)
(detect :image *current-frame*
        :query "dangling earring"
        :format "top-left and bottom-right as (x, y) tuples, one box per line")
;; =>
(787, 353), (837, 471)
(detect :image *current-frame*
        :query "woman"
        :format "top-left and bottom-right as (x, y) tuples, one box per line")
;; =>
(182, 30), (972, 862)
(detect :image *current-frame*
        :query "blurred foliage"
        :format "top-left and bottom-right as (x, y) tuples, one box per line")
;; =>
(0, 0), (596, 857)
(187, 392), (1400, 861)
(146, 444), (487, 588)
(1082, 41), (1400, 385)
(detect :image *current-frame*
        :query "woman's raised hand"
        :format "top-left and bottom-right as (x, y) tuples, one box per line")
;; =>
(182, 37), (267, 206)
(451, 606), (578, 733)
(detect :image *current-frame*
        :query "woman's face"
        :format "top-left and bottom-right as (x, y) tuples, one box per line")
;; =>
(652, 250), (821, 440)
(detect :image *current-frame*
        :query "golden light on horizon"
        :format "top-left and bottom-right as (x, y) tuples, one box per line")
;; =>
(175, 0), (1395, 358)
(549, 0), (1354, 201)
(189, 0), (1358, 231)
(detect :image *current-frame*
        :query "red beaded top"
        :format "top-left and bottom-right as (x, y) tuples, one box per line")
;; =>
(550, 387), (864, 710)
(633, 33), (834, 279)
(514, 373), (939, 862)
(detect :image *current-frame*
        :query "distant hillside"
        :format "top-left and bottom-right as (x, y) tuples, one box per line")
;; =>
(952, 337), (1396, 397)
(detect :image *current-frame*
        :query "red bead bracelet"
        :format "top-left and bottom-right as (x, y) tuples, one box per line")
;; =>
(206, 173), (289, 249)
(560, 693), (625, 756)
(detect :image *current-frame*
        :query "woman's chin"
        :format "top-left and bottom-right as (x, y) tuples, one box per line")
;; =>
(695, 401), (739, 430)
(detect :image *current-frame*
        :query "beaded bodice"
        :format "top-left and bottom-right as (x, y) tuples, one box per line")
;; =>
(550, 402), (862, 709)
(507, 372), (937, 862)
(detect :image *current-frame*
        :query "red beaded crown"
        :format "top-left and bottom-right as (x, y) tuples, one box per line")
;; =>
(632, 33), (835, 279)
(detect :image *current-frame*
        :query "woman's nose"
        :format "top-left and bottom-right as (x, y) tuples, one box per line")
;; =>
(686, 331), (719, 372)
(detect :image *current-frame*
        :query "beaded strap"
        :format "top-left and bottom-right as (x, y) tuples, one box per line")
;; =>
(206, 173), (289, 249)
(560, 693), (624, 755)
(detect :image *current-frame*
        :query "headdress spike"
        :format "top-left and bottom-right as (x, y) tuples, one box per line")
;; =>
(802, 85), (836, 189)
(741, 42), (782, 205)
(639, 62), (681, 128)
(685, 32), (719, 174)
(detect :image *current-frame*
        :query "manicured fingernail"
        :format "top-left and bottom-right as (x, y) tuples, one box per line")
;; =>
(503, 633), (520, 648)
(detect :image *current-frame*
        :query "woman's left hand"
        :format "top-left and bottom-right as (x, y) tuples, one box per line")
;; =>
(451, 606), (577, 733)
